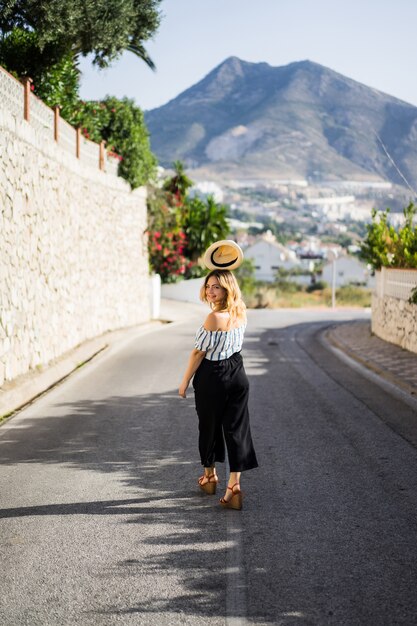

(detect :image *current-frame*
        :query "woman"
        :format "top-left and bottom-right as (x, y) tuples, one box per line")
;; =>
(179, 269), (258, 510)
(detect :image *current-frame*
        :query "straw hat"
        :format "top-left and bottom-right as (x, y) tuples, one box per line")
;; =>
(203, 240), (244, 271)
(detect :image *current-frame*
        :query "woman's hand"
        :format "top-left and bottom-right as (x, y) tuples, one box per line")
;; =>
(179, 379), (189, 398)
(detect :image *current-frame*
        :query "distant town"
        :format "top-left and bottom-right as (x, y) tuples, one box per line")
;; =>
(185, 175), (412, 287)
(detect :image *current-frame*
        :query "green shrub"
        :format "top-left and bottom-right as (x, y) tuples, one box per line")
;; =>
(146, 164), (231, 282)
(306, 280), (328, 292)
(182, 195), (229, 262)
(275, 279), (303, 293)
(336, 285), (372, 306)
(361, 203), (417, 269)
(67, 97), (156, 189)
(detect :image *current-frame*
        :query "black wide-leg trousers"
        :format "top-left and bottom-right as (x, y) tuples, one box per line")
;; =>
(193, 352), (258, 472)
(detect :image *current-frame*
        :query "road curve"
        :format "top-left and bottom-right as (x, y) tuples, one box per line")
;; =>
(1, 308), (417, 626)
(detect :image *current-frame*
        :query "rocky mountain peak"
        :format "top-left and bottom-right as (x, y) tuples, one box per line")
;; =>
(145, 58), (417, 187)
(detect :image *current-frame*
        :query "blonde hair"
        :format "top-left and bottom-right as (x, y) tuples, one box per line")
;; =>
(200, 270), (246, 327)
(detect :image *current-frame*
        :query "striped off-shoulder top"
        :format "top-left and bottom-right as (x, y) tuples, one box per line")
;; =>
(194, 323), (246, 361)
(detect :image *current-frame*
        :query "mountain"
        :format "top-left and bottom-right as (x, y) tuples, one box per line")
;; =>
(145, 57), (417, 187)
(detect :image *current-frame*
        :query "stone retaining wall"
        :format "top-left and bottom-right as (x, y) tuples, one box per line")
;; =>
(371, 293), (417, 354)
(0, 107), (149, 386)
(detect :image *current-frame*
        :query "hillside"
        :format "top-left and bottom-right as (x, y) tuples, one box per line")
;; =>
(145, 57), (417, 186)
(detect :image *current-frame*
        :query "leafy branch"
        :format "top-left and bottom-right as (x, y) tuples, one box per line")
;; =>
(360, 202), (417, 270)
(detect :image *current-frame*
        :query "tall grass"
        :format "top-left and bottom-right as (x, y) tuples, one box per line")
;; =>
(243, 282), (371, 308)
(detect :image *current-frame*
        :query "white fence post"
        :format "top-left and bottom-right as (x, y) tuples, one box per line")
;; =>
(149, 274), (161, 319)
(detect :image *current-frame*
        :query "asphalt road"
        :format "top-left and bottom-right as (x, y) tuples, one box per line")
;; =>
(1, 307), (417, 626)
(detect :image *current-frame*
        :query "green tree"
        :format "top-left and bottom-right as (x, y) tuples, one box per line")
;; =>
(0, 0), (162, 70)
(183, 195), (230, 262)
(147, 165), (231, 282)
(162, 160), (194, 202)
(0, 29), (80, 118)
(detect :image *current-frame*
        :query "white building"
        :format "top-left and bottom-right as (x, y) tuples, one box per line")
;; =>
(306, 196), (372, 222)
(322, 255), (375, 288)
(244, 232), (298, 282)
(189, 181), (224, 203)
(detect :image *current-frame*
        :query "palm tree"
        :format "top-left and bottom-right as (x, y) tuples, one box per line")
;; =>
(184, 195), (230, 262)
(163, 161), (193, 200)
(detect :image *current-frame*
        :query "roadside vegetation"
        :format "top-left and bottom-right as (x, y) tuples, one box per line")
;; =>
(360, 202), (417, 270)
(0, 1), (162, 188)
(234, 260), (371, 308)
(360, 202), (417, 305)
(245, 286), (371, 309)
(147, 162), (230, 282)
(241, 280), (371, 309)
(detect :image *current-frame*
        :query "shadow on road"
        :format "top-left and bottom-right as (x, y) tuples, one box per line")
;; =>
(2, 318), (417, 624)
(0, 386), (248, 621)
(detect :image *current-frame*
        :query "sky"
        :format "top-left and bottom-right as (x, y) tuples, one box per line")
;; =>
(79, 0), (417, 112)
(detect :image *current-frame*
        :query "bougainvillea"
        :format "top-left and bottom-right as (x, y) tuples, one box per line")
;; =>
(147, 230), (191, 283)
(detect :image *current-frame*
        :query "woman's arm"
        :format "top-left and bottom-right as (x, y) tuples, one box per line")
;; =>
(179, 348), (206, 398)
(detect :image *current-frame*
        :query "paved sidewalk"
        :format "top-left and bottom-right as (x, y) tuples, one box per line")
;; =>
(326, 320), (417, 397)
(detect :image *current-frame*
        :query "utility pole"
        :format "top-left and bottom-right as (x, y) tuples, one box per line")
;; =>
(329, 250), (338, 309)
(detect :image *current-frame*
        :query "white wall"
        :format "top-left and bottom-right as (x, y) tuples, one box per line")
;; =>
(161, 278), (203, 304)
(372, 294), (417, 354)
(322, 257), (375, 287)
(0, 107), (149, 384)
(245, 240), (296, 282)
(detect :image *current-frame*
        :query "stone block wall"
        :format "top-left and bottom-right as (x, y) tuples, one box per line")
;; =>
(0, 107), (149, 385)
(371, 294), (417, 354)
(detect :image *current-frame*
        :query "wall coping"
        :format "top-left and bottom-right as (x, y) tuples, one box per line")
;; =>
(0, 107), (146, 197)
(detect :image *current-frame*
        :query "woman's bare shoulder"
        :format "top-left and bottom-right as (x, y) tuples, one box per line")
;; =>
(203, 311), (228, 331)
